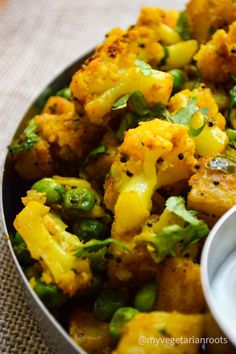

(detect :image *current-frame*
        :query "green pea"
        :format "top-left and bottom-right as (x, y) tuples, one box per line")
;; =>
(13, 232), (33, 266)
(32, 178), (65, 205)
(34, 280), (66, 309)
(168, 69), (187, 93)
(109, 307), (139, 340)
(56, 87), (71, 100)
(64, 187), (95, 212)
(134, 282), (157, 312)
(73, 219), (106, 242)
(94, 287), (126, 321)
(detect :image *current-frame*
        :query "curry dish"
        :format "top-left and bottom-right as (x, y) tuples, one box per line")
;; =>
(9, 0), (236, 353)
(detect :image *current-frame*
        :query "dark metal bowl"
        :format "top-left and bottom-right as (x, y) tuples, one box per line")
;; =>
(1, 51), (93, 354)
(2, 49), (236, 354)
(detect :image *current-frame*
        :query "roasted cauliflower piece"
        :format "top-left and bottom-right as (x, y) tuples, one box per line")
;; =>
(70, 6), (201, 126)
(35, 112), (99, 160)
(42, 96), (75, 115)
(168, 87), (228, 156)
(155, 257), (206, 314)
(11, 107), (101, 180)
(188, 156), (236, 220)
(69, 309), (115, 354)
(195, 22), (236, 83)
(71, 57), (172, 126)
(104, 119), (196, 239)
(14, 201), (92, 296)
(137, 7), (180, 31)
(186, 0), (236, 43)
(113, 311), (206, 354)
(14, 139), (54, 181)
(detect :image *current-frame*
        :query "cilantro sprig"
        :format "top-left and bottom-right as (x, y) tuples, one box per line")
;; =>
(9, 119), (40, 153)
(113, 93), (207, 141)
(135, 59), (155, 76)
(136, 196), (209, 261)
(170, 97), (208, 137)
(84, 145), (108, 165)
(112, 91), (171, 141)
(74, 238), (128, 258)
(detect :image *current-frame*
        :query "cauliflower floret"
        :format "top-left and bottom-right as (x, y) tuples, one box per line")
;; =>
(137, 7), (180, 30)
(14, 201), (92, 296)
(155, 257), (206, 314)
(186, 0), (236, 43)
(195, 22), (236, 83)
(104, 119), (196, 239)
(70, 6), (201, 126)
(42, 96), (75, 115)
(71, 54), (172, 126)
(168, 87), (228, 156)
(137, 7), (181, 41)
(35, 112), (99, 160)
(11, 98), (102, 180)
(113, 311), (206, 354)
(14, 139), (54, 181)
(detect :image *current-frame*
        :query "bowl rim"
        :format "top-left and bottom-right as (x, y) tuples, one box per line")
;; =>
(0, 51), (94, 354)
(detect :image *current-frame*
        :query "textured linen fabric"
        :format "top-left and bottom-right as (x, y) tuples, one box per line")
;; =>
(0, 1), (184, 353)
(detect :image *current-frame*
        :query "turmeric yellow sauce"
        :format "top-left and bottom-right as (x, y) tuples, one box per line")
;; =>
(10, 1), (236, 353)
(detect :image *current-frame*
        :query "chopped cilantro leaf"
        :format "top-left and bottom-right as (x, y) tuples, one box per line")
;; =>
(129, 91), (151, 116)
(84, 146), (108, 165)
(171, 97), (208, 137)
(116, 113), (136, 142)
(171, 97), (198, 125)
(112, 94), (132, 110)
(166, 196), (198, 225)
(114, 91), (171, 141)
(9, 119), (40, 153)
(74, 238), (128, 258)
(135, 59), (154, 76)
(136, 197), (209, 261)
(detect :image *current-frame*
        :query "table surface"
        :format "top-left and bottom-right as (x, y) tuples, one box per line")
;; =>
(0, 0), (184, 353)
